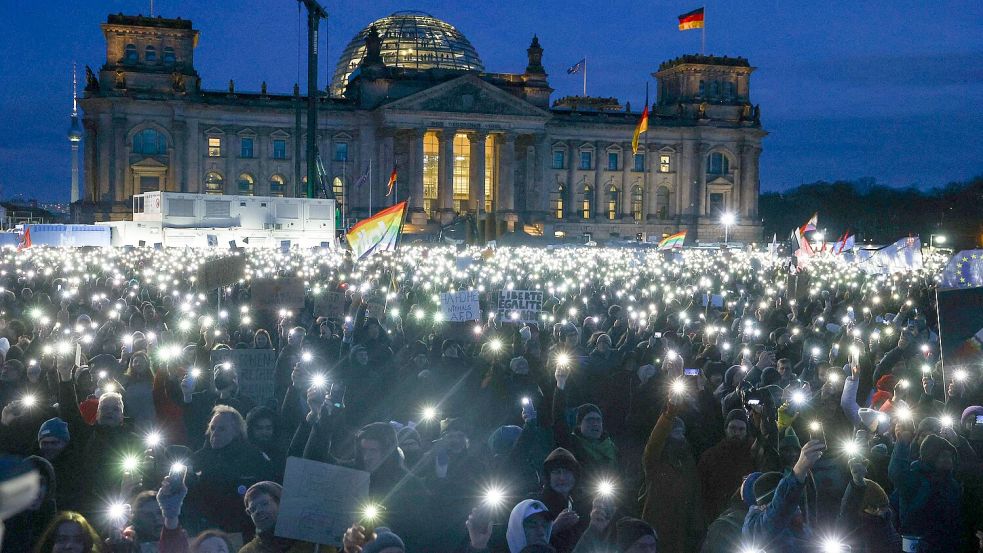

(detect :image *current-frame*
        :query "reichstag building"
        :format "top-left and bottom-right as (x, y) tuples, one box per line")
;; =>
(77, 11), (765, 242)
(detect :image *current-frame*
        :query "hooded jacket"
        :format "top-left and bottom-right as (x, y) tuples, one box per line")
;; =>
(507, 499), (553, 553)
(888, 434), (963, 551)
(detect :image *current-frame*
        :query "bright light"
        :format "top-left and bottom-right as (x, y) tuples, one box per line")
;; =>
(301, 351), (313, 363)
(489, 338), (502, 352)
(720, 212), (736, 226)
(791, 391), (806, 405)
(170, 462), (186, 475)
(940, 415), (954, 427)
(920, 344), (930, 354)
(821, 537), (848, 553)
(667, 350), (678, 361)
(595, 479), (616, 498)
(362, 504), (380, 521)
(936, 235), (947, 244)
(311, 373), (327, 389)
(421, 406), (437, 421)
(953, 369), (968, 382)
(21, 394), (37, 408)
(921, 364), (932, 374)
(108, 502), (128, 521)
(813, 233), (825, 242)
(556, 352), (571, 367)
(521, 397), (531, 406)
(895, 406), (913, 421)
(483, 487), (506, 508)
(144, 431), (163, 448)
(122, 455), (140, 473)
(809, 421), (822, 432)
(671, 378), (687, 395)
(842, 440), (861, 457)
(827, 373), (840, 384)
(190, 368), (202, 379)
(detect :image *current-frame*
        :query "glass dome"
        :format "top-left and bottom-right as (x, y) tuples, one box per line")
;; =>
(331, 11), (484, 96)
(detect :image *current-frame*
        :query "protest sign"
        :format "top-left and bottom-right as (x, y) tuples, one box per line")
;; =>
(209, 349), (277, 405)
(937, 287), (983, 382)
(275, 457), (370, 546)
(497, 289), (543, 323)
(315, 291), (348, 319)
(701, 294), (724, 308)
(196, 255), (247, 291)
(251, 277), (306, 310)
(439, 290), (480, 322)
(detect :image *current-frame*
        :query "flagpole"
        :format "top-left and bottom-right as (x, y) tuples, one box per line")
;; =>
(369, 158), (373, 216)
(701, 6), (706, 55)
(643, 81), (649, 225)
(583, 56), (587, 96)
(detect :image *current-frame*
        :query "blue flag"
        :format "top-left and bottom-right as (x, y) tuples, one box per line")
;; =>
(860, 236), (922, 274)
(940, 249), (983, 289)
(567, 58), (586, 74)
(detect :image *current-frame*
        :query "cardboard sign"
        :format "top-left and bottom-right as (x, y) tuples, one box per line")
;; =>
(251, 277), (306, 310)
(209, 349), (277, 405)
(206, 234), (218, 247)
(280, 240), (291, 253)
(196, 256), (247, 291)
(315, 291), (348, 319)
(275, 457), (370, 546)
(439, 290), (480, 322)
(497, 289), (543, 323)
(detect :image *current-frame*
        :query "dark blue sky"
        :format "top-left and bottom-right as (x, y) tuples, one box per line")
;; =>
(2, 0), (981, 202)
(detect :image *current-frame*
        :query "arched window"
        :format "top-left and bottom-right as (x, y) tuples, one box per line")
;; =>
(163, 47), (176, 64)
(423, 132), (439, 216)
(582, 183), (592, 219)
(204, 172), (224, 195)
(124, 44), (138, 64)
(656, 185), (670, 219)
(707, 152), (730, 175)
(237, 173), (255, 195)
(269, 174), (287, 197)
(555, 183), (565, 220)
(145, 46), (157, 63)
(607, 185), (619, 220)
(133, 128), (167, 155)
(333, 177), (344, 206)
(631, 185), (643, 222)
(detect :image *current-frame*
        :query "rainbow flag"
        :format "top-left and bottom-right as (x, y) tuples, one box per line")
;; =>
(657, 230), (686, 251)
(678, 7), (705, 31)
(346, 201), (408, 261)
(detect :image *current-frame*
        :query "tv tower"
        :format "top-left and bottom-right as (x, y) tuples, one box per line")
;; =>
(68, 62), (83, 204)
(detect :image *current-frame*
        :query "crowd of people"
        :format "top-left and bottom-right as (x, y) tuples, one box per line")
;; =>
(0, 244), (981, 553)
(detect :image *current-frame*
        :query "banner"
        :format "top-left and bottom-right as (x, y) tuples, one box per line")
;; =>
(315, 291), (348, 319)
(275, 457), (369, 546)
(937, 287), (983, 378)
(196, 256), (247, 291)
(939, 250), (983, 290)
(209, 349), (277, 405)
(251, 277), (306, 310)
(439, 290), (480, 322)
(861, 237), (922, 274)
(497, 290), (544, 323)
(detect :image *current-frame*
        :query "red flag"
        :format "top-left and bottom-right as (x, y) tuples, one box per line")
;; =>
(386, 165), (397, 197)
(17, 227), (31, 251)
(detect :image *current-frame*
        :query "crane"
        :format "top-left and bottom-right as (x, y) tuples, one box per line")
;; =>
(297, 0), (331, 199)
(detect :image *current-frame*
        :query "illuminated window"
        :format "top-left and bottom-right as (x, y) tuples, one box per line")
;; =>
(269, 174), (286, 197)
(208, 137), (222, 157)
(273, 139), (287, 160)
(607, 185), (618, 220)
(452, 133), (470, 212)
(555, 183), (565, 220)
(607, 152), (618, 171)
(631, 185), (643, 222)
(707, 152), (729, 175)
(423, 131), (439, 216)
(334, 142), (349, 161)
(237, 173), (255, 195)
(145, 46), (157, 63)
(659, 154), (671, 173)
(163, 47), (176, 64)
(204, 172), (224, 195)
(133, 128), (166, 155)
(582, 184), (592, 219)
(124, 44), (138, 64)
(552, 150), (565, 169)
(333, 177), (344, 208)
(240, 137), (254, 158)
(579, 151), (592, 170)
(633, 153), (645, 172)
(484, 136), (496, 213)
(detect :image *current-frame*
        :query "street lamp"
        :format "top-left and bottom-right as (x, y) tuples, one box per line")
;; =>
(930, 234), (946, 248)
(721, 212), (736, 246)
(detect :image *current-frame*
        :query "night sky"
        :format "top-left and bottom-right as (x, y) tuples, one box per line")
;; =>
(2, 0), (981, 202)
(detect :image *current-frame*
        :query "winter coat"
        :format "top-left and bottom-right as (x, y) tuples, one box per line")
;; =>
(742, 472), (814, 553)
(187, 437), (275, 537)
(700, 504), (747, 553)
(835, 480), (902, 553)
(1, 456), (56, 553)
(697, 438), (757, 523)
(888, 435), (964, 551)
(238, 533), (317, 553)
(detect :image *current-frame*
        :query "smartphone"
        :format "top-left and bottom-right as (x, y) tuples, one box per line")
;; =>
(809, 424), (827, 450)
(167, 463), (188, 485)
(653, 332), (662, 339)
(328, 383), (347, 408)
(746, 399), (761, 406)
(684, 368), (700, 376)
(75, 343), (82, 367)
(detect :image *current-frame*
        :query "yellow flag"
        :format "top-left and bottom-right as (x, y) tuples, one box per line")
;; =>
(632, 105), (649, 155)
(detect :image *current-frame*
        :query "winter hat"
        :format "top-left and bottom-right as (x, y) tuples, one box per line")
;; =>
(614, 517), (657, 551)
(725, 409), (749, 428)
(362, 527), (405, 553)
(741, 472), (763, 507)
(752, 471), (783, 504)
(244, 481), (282, 506)
(760, 367), (781, 386)
(440, 417), (470, 436)
(394, 425), (421, 448)
(38, 418), (70, 444)
(723, 365), (744, 387)
(407, 341), (429, 357)
(861, 479), (889, 510)
(778, 428), (801, 451)
(510, 356), (530, 374)
(870, 390), (892, 409)
(670, 416), (686, 437)
(0, 337), (9, 357)
(558, 323), (579, 338)
(488, 425), (523, 456)
(745, 366), (763, 386)
(543, 447), (581, 477)
(961, 406), (983, 427)
(919, 434), (957, 470)
(575, 404), (602, 426)
(875, 374), (897, 392)
(858, 408), (890, 435)
(519, 326), (532, 343)
(506, 500), (552, 553)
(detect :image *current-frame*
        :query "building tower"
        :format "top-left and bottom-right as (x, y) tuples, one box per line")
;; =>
(68, 62), (83, 204)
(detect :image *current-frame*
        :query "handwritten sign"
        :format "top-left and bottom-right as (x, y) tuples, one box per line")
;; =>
(497, 289), (544, 323)
(276, 457), (370, 546)
(439, 290), (480, 322)
(315, 291), (348, 319)
(250, 277), (306, 310)
(209, 349), (277, 405)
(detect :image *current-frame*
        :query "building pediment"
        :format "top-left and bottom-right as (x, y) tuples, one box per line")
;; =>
(382, 74), (548, 119)
(131, 157), (168, 169)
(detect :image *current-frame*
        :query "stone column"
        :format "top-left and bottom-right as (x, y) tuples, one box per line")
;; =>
(745, 145), (761, 219)
(677, 139), (695, 219)
(565, 140), (577, 218)
(83, 119), (98, 202)
(697, 142), (710, 218)
(593, 141), (604, 219)
(169, 120), (185, 192)
(734, 143), (746, 218)
(408, 128), (426, 224)
(533, 134), (549, 217)
(468, 131), (487, 214)
(437, 129), (456, 222)
(497, 132), (517, 233)
(621, 143), (634, 218)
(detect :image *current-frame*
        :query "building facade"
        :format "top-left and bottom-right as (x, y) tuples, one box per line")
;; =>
(78, 12), (765, 242)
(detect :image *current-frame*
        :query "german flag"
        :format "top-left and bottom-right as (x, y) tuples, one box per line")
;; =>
(678, 7), (705, 31)
(631, 105), (649, 155)
(386, 164), (397, 197)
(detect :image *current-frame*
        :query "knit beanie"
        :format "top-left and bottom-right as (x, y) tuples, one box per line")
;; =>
(961, 406), (983, 427)
(488, 425), (523, 456)
(543, 447), (580, 477)
(510, 356), (530, 374)
(761, 367), (781, 386)
(861, 479), (889, 510)
(575, 404), (602, 426)
(38, 418), (70, 444)
(244, 481), (282, 506)
(614, 517), (657, 551)
(858, 408), (890, 434)
(725, 409), (749, 428)
(741, 472), (763, 507)
(919, 434), (957, 470)
(362, 527), (405, 553)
